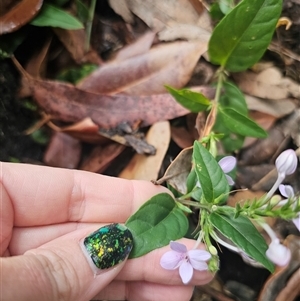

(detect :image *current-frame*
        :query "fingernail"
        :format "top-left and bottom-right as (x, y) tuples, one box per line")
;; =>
(82, 223), (133, 270)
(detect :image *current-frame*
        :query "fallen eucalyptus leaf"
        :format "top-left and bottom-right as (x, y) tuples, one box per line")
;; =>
(233, 68), (300, 100)
(0, 0), (43, 34)
(26, 77), (190, 128)
(43, 131), (81, 168)
(80, 144), (125, 173)
(77, 41), (208, 95)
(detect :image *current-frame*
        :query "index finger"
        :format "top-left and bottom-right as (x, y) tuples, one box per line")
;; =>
(1, 162), (169, 227)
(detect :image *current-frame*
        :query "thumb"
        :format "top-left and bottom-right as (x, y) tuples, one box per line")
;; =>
(2, 223), (133, 301)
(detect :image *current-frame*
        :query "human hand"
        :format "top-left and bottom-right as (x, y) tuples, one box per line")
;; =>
(0, 162), (213, 301)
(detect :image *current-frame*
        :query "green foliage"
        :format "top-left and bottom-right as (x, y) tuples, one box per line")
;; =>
(193, 141), (229, 203)
(30, 3), (84, 29)
(75, 0), (90, 23)
(208, 0), (282, 71)
(30, 128), (49, 145)
(165, 85), (211, 112)
(218, 107), (267, 138)
(125, 193), (189, 258)
(56, 64), (98, 84)
(210, 211), (275, 272)
(214, 82), (246, 151)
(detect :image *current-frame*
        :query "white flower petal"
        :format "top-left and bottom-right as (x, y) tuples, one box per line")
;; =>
(218, 156), (236, 173)
(266, 240), (291, 266)
(170, 241), (187, 253)
(279, 184), (294, 198)
(160, 251), (183, 270)
(292, 215), (300, 231)
(225, 174), (235, 186)
(179, 261), (194, 284)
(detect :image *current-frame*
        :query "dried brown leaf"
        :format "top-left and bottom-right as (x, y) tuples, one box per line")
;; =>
(113, 31), (156, 61)
(57, 117), (108, 144)
(245, 94), (296, 118)
(156, 146), (193, 194)
(77, 40), (208, 95)
(171, 126), (194, 149)
(119, 121), (170, 180)
(80, 143), (125, 173)
(233, 68), (300, 100)
(43, 132), (81, 168)
(0, 0), (43, 34)
(28, 77), (190, 128)
(108, 0), (212, 41)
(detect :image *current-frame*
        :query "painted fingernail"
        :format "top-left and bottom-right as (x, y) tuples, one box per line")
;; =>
(83, 223), (133, 270)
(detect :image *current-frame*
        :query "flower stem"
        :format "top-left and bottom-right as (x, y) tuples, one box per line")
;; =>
(263, 173), (285, 203)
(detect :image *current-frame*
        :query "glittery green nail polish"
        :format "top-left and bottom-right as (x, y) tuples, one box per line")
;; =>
(83, 223), (133, 269)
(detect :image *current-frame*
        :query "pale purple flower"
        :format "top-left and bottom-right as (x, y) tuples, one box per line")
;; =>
(279, 184), (300, 231)
(218, 156), (236, 185)
(275, 149), (298, 177)
(265, 150), (298, 200)
(160, 241), (211, 284)
(266, 239), (291, 266)
(279, 184), (294, 198)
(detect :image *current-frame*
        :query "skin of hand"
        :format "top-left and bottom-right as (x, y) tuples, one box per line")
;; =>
(0, 162), (213, 301)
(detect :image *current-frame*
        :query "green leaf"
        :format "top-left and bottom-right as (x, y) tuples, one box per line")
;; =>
(30, 3), (84, 29)
(219, 81), (248, 115)
(208, 0), (282, 71)
(125, 193), (188, 258)
(193, 141), (229, 203)
(214, 81), (247, 151)
(76, 0), (90, 23)
(210, 212), (275, 272)
(165, 85), (211, 112)
(218, 106), (267, 138)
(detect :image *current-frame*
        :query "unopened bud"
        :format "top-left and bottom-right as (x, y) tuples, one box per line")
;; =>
(208, 245), (218, 256)
(266, 239), (291, 266)
(275, 149), (298, 176)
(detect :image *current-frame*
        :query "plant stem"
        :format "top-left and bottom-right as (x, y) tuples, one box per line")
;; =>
(85, 0), (96, 52)
(178, 199), (211, 211)
(200, 67), (225, 138)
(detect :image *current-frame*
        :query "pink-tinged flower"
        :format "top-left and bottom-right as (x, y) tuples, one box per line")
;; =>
(266, 239), (291, 266)
(218, 156), (236, 185)
(279, 184), (300, 231)
(275, 149), (298, 177)
(160, 241), (211, 284)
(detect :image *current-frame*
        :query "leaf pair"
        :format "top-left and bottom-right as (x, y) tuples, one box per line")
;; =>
(193, 142), (274, 272)
(167, 83), (267, 140)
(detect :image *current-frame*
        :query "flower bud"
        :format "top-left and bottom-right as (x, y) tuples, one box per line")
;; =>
(208, 245), (218, 256)
(266, 239), (291, 266)
(275, 149), (298, 176)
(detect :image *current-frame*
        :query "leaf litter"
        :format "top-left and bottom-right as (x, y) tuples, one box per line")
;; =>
(4, 0), (300, 299)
